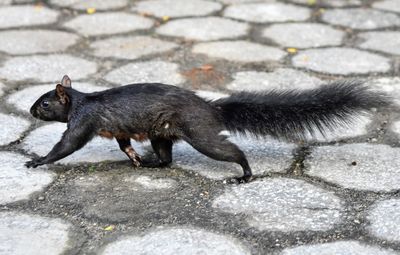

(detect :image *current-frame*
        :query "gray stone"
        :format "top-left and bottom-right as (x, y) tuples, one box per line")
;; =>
(0, 0), (12, 5)
(0, 82), (4, 97)
(133, 0), (222, 18)
(290, 0), (361, 7)
(0, 54), (98, 82)
(213, 178), (343, 231)
(281, 241), (398, 255)
(127, 176), (177, 190)
(359, 31), (400, 55)
(7, 83), (108, 113)
(322, 8), (400, 30)
(305, 115), (371, 142)
(367, 199), (400, 243)
(305, 144), (400, 192)
(22, 123), (140, 164)
(156, 17), (248, 41)
(227, 68), (322, 91)
(292, 48), (391, 75)
(0, 5), (59, 29)
(262, 23), (344, 48)
(174, 136), (296, 180)
(0, 30), (79, 55)
(63, 12), (154, 37)
(90, 36), (178, 60)
(0, 113), (30, 146)
(0, 212), (72, 254)
(192, 41), (286, 62)
(100, 227), (251, 255)
(366, 77), (400, 106)
(217, 0), (269, 3)
(195, 90), (229, 101)
(391, 120), (400, 136)
(223, 2), (311, 23)
(104, 61), (184, 85)
(0, 152), (54, 204)
(50, 0), (128, 10)
(373, 0), (400, 14)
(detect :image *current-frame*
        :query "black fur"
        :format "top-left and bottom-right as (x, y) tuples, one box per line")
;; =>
(26, 76), (390, 183)
(213, 80), (390, 140)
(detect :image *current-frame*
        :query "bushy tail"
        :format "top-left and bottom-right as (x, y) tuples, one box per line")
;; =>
(211, 80), (391, 140)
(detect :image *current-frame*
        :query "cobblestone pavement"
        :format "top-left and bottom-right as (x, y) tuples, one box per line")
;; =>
(0, 0), (400, 254)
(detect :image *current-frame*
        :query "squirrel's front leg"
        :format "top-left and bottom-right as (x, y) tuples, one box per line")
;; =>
(116, 138), (142, 167)
(25, 125), (94, 168)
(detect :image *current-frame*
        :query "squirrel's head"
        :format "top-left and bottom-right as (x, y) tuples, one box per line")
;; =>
(29, 75), (72, 123)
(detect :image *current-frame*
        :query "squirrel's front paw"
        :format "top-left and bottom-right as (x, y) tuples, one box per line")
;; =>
(25, 157), (45, 168)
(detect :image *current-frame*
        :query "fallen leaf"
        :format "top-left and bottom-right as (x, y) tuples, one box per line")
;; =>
(86, 8), (96, 14)
(287, 48), (298, 54)
(162, 16), (170, 22)
(104, 225), (115, 231)
(307, 0), (317, 5)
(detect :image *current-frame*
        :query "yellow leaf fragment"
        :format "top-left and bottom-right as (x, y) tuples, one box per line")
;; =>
(287, 48), (298, 54)
(307, 0), (317, 5)
(86, 8), (96, 14)
(104, 225), (115, 231)
(162, 16), (170, 22)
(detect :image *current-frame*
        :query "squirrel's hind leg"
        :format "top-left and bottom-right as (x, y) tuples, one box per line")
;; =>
(141, 138), (173, 168)
(182, 129), (253, 183)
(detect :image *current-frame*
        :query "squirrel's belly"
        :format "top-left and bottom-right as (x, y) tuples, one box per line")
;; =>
(98, 130), (149, 142)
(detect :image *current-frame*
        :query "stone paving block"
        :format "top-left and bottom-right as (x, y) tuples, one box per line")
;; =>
(213, 178), (343, 231)
(223, 2), (311, 23)
(306, 115), (371, 142)
(373, 0), (400, 14)
(358, 31), (400, 55)
(156, 17), (248, 41)
(280, 241), (398, 255)
(262, 23), (345, 48)
(174, 136), (296, 180)
(0, 30), (79, 55)
(194, 90), (229, 101)
(0, 81), (4, 97)
(0, 5), (59, 29)
(0, 0), (11, 5)
(0, 54), (98, 83)
(0, 113), (30, 146)
(192, 41), (286, 62)
(0, 152), (55, 204)
(367, 199), (400, 243)
(63, 12), (154, 37)
(104, 61), (184, 85)
(305, 144), (400, 192)
(217, 0), (266, 3)
(7, 83), (108, 113)
(100, 227), (251, 255)
(0, 151), (55, 204)
(391, 120), (400, 137)
(0, 212), (72, 254)
(50, 0), (128, 10)
(290, 0), (361, 7)
(227, 68), (322, 91)
(22, 123), (139, 164)
(292, 48), (391, 75)
(133, 0), (222, 18)
(128, 175), (177, 190)
(365, 77), (400, 106)
(90, 36), (178, 60)
(322, 8), (400, 30)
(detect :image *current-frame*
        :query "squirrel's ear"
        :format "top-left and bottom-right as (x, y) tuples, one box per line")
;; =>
(61, 75), (72, 88)
(56, 84), (70, 104)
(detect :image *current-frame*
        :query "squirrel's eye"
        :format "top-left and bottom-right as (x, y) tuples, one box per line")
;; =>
(41, 100), (49, 108)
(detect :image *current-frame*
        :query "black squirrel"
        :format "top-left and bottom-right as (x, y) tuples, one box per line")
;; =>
(26, 75), (389, 182)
